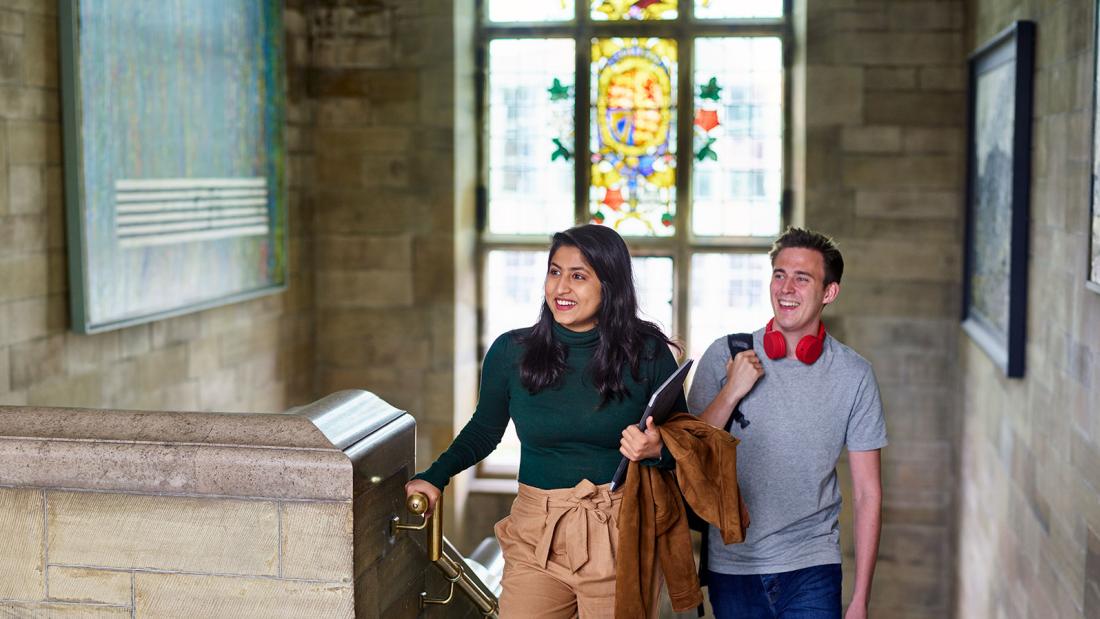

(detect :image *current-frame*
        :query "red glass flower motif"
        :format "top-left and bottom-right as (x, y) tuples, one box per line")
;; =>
(602, 188), (625, 211)
(694, 109), (720, 132)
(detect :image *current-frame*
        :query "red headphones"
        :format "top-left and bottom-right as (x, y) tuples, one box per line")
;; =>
(762, 319), (826, 364)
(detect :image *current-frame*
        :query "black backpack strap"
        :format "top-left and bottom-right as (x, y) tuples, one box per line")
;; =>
(723, 333), (754, 432)
(696, 332), (755, 593)
(726, 332), (753, 357)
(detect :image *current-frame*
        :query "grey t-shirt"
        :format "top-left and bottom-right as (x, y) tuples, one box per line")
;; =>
(687, 328), (887, 575)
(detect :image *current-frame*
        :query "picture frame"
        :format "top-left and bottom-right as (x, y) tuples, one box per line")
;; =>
(59, 0), (287, 333)
(1090, 7), (1100, 294)
(961, 21), (1035, 378)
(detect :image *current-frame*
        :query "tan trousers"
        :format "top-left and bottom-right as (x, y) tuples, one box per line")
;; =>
(494, 479), (622, 618)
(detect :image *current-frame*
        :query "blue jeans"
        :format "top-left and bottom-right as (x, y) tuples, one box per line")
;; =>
(707, 564), (842, 619)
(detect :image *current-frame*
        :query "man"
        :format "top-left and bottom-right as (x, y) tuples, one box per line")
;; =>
(687, 227), (886, 619)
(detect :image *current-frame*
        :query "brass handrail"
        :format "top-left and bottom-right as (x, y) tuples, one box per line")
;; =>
(392, 492), (500, 617)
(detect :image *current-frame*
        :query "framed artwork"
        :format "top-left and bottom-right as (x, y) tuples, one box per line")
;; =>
(59, 0), (286, 333)
(1090, 6), (1100, 293)
(962, 21), (1035, 378)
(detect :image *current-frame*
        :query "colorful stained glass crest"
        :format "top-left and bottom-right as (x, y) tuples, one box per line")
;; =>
(590, 37), (677, 236)
(591, 0), (677, 21)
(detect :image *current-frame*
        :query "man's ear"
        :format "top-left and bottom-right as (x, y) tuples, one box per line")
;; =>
(822, 281), (840, 306)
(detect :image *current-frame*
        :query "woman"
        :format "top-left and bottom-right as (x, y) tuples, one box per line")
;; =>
(405, 224), (686, 618)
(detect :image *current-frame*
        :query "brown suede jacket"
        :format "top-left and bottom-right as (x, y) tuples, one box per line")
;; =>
(614, 412), (750, 619)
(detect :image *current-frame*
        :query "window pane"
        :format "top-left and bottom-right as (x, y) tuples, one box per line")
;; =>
(481, 250), (546, 474)
(484, 252), (676, 344)
(632, 256), (674, 335)
(694, 0), (782, 18)
(488, 0), (574, 22)
(590, 37), (678, 237)
(689, 253), (772, 361)
(692, 37), (782, 237)
(591, 0), (677, 20)
(488, 39), (576, 235)
(480, 252), (673, 473)
(483, 250), (547, 350)
(481, 421), (522, 473)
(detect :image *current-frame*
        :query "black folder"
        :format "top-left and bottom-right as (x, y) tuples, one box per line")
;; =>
(608, 358), (693, 492)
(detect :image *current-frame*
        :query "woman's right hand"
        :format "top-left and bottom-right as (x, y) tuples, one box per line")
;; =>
(404, 478), (443, 517)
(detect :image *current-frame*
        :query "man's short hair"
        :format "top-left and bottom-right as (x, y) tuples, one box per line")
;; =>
(769, 227), (844, 286)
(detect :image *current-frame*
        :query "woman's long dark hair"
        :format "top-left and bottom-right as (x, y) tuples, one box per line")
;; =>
(518, 224), (680, 406)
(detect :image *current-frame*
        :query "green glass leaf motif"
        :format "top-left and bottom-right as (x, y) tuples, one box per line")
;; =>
(699, 77), (722, 101)
(548, 78), (571, 101)
(695, 137), (718, 162)
(551, 138), (573, 161)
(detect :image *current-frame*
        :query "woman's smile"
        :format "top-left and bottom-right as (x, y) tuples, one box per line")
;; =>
(545, 245), (602, 332)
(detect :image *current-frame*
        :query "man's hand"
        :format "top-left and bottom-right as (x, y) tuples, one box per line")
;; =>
(725, 349), (764, 399)
(844, 599), (868, 619)
(404, 478), (442, 517)
(620, 417), (663, 461)
(700, 349), (764, 429)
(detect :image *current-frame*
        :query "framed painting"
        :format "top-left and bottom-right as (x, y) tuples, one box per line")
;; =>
(1090, 6), (1100, 294)
(59, 0), (286, 333)
(962, 21), (1035, 378)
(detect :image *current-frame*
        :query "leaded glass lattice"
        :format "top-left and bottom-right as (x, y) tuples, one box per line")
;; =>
(692, 37), (782, 237)
(591, 0), (677, 21)
(688, 252), (772, 360)
(483, 250), (546, 350)
(632, 256), (674, 333)
(590, 37), (677, 237)
(694, 0), (783, 19)
(487, 39), (576, 235)
(482, 251), (674, 349)
(488, 0), (575, 22)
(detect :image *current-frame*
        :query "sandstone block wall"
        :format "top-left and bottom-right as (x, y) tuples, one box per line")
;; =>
(299, 0), (479, 540)
(0, 487), (354, 617)
(795, 1), (966, 616)
(0, 396), (486, 618)
(0, 406), (355, 617)
(958, 1), (1100, 617)
(303, 0), (474, 461)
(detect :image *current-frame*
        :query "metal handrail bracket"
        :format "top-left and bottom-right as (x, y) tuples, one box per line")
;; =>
(392, 492), (500, 617)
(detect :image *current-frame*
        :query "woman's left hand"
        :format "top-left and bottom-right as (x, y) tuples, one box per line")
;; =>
(620, 417), (663, 461)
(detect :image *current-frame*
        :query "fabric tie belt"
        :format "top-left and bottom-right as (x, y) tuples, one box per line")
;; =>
(532, 479), (619, 574)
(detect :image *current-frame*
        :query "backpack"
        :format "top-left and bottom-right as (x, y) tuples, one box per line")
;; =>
(722, 333), (754, 432)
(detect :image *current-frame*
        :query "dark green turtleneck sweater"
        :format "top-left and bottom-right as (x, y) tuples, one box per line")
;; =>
(415, 323), (686, 490)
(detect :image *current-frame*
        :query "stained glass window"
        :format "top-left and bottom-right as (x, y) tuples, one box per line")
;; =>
(694, 0), (782, 19)
(487, 39), (576, 235)
(590, 37), (677, 237)
(591, 0), (677, 21)
(488, 0), (575, 22)
(692, 37), (782, 237)
(477, 4), (786, 476)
